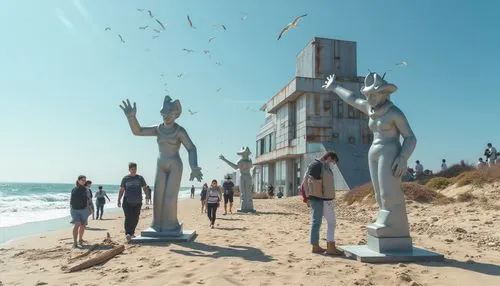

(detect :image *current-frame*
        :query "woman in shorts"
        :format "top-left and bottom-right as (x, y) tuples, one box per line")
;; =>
(70, 175), (90, 248)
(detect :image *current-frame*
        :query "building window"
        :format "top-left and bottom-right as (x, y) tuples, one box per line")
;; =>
(337, 99), (343, 118)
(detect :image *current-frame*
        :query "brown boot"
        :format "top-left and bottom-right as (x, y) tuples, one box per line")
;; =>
(326, 241), (344, 256)
(312, 244), (326, 253)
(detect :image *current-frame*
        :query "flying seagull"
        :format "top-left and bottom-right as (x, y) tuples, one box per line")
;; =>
(396, 61), (408, 67)
(137, 8), (144, 12)
(277, 13), (307, 40)
(118, 34), (125, 43)
(240, 12), (248, 20)
(138, 25), (149, 30)
(213, 24), (227, 31)
(182, 48), (195, 53)
(155, 19), (166, 30)
(177, 73), (183, 78)
(216, 88), (221, 92)
(208, 37), (216, 43)
(188, 109), (198, 115)
(104, 27), (111, 31)
(148, 10), (153, 18)
(187, 15), (195, 29)
(215, 61), (222, 66)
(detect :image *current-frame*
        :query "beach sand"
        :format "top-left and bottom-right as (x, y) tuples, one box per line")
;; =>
(1, 189), (500, 286)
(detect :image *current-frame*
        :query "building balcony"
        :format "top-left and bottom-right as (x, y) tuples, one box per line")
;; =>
(255, 146), (300, 164)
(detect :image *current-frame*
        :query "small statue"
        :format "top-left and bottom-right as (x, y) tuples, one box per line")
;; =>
(219, 147), (255, 212)
(323, 73), (416, 240)
(120, 96), (203, 234)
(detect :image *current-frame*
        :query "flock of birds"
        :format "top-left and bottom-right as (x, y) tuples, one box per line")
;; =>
(103, 9), (407, 115)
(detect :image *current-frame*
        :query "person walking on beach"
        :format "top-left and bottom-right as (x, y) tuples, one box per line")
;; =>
(190, 185), (195, 199)
(300, 152), (343, 256)
(222, 175), (234, 215)
(70, 175), (89, 248)
(205, 179), (222, 228)
(118, 162), (148, 242)
(95, 185), (110, 220)
(200, 183), (208, 213)
(84, 180), (95, 220)
(145, 186), (152, 205)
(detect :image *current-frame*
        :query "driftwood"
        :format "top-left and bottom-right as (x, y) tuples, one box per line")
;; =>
(68, 244), (125, 273)
(69, 244), (100, 262)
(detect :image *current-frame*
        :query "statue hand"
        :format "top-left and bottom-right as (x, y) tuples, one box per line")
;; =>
(190, 167), (203, 182)
(391, 156), (407, 178)
(119, 99), (137, 117)
(322, 74), (337, 91)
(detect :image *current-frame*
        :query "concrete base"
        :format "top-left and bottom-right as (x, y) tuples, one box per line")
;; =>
(237, 209), (256, 213)
(339, 244), (444, 263)
(367, 234), (413, 253)
(129, 225), (196, 243)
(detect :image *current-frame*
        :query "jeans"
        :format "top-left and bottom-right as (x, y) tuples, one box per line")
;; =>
(96, 203), (104, 219)
(207, 203), (218, 225)
(122, 197), (142, 236)
(310, 199), (336, 245)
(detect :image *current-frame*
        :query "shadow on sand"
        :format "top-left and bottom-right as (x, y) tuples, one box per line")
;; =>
(417, 259), (500, 276)
(170, 241), (274, 262)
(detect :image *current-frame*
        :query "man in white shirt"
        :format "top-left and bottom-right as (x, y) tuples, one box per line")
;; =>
(441, 159), (447, 171)
(486, 143), (498, 167)
(415, 160), (424, 178)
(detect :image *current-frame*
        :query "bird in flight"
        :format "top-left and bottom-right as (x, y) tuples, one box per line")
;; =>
(137, 8), (144, 12)
(277, 14), (307, 40)
(148, 10), (153, 18)
(138, 25), (148, 30)
(104, 27), (111, 31)
(118, 34), (125, 43)
(155, 19), (166, 30)
(240, 12), (248, 20)
(152, 35), (159, 39)
(208, 37), (216, 43)
(188, 109), (198, 115)
(182, 48), (195, 53)
(213, 24), (227, 31)
(153, 29), (161, 34)
(396, 61), (408, 67)
(216, 88), (221, 92)
(187, 15), (195, 29)
(215, 61), (222, 66)
(177, 73), (183, 78)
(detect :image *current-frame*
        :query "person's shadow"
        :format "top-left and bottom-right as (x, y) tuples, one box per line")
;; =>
(417, 259), (500, 276)
(170, 241), (274, 262)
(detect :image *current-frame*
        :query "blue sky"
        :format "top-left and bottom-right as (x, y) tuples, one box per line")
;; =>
(0, 0), (498, 186)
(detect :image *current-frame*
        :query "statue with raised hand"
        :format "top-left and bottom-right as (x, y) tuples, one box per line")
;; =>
(322, 73), (416, 239)
(219, 147), (255, 212)
(120, 97), (202, 234)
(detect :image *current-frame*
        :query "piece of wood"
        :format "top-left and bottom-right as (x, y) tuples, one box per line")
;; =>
(68, 244), (125, 272)
(69, 244), (100, 262)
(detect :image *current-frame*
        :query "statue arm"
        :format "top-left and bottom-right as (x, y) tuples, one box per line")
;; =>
(330, 85), (370, 114)
(220, 156), (238, 170)
(178, 127), (199, 170)
(394, 110), (417, 160)
(125, 115), (158, 136)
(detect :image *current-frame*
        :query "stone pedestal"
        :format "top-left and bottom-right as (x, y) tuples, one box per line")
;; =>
(129, 224), (196, 243)
(237, 208), (256, 213)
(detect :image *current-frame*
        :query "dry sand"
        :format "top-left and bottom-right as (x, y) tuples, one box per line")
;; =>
(1, 187), (500, 286)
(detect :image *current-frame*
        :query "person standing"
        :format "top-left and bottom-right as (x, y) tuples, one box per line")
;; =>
(205, 179), (221, 228)
(222, 175), (235, 215)
(441, 159), (447, 171)
(84, 180), (95, 220)
(415, 160), (424, 178)
(190, 185), (195, 199)
(145, 186), (152, 205)
(301, 152), (343, 256)
(200, 183), (208, 213)
(118, 162), (148, 241)
(95, 185), (110, 220)
(486, 143), (498, 167)
(70, 175), (89, 248)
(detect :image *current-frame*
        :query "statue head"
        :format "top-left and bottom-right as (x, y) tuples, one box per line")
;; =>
(237, 146), (251, 159)
(360, 72), (397, 108)
(160, 96), (182, 125)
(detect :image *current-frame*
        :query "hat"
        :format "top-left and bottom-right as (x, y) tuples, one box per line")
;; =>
(237, 146), (251, 156)
(361, 72), (397, 96)
(225, 175), (232, 180)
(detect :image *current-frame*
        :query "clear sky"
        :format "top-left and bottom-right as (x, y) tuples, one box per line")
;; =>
(0, 0), (498, 186)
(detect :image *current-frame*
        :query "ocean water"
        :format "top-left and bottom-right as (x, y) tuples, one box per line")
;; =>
(0, 182), (194, 228)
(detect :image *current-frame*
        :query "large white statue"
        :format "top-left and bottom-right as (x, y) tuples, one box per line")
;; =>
(219, 147), (255, 212)
(323, 73), (416, 252)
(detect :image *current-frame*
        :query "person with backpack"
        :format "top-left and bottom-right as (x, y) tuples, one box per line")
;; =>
(70, 175), (90, 248)
(95, 185), (110, 220)
(300, 152), (343, 256)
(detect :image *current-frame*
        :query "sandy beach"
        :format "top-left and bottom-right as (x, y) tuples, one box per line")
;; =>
(1, 183), (500, 286)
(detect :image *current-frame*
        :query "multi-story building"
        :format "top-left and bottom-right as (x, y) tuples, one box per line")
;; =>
(253, 37), (372, 197)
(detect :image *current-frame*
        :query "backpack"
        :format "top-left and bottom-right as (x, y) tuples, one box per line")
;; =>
(71, 187), (88, 210)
